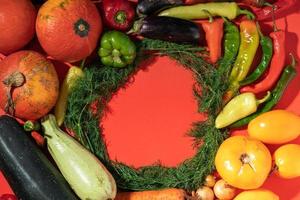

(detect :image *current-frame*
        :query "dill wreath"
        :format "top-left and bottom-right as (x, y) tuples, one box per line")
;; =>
(65, 39), (229, 191)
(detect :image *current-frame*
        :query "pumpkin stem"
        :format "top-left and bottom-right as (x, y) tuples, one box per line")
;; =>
(2, 72), (25, 116)
(74, 18), (90, 38)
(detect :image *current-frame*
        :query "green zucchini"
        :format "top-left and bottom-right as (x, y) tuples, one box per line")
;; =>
(0, 115), (79, 200)
(42, 114), (117, 200)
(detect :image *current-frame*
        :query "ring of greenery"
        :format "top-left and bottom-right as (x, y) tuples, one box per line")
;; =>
(65, 39), (229, 191)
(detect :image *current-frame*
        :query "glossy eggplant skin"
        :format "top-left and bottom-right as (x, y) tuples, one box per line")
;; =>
(137, 0), (183, 16)
(0, 115), (79, 200)
(138, 16), (204, 45)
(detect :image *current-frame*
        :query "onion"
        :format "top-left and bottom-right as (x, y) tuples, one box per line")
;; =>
(204, 175), (216, 187)
(195, 186), (214, 200)
(213, 179), (236, 200)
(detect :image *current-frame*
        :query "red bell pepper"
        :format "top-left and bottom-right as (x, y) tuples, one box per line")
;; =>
(102, 0), (135, 31)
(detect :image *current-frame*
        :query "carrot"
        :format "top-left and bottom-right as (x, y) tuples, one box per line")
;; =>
(115, 188), (187, 200)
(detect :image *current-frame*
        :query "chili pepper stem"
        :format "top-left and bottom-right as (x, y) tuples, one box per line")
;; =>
(256, 91), (271, 105)
(271, 4), (279, 32)
(221, 16), (229, 23)
(79, 59), (86, 69)
(256, 22), (263, 38)
(24, 120), (41, 132)
(289, 53), (297, 68)
(238, 9), (255, 20)
(127, 18), (143, 34)
(264, 2), (274, 7)
(202, 9), (213, 23)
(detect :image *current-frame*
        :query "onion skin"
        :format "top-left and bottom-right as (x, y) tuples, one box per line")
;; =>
(213, 179), (236, 200)
(204, 175), (216, 188)
(195, 186), (214, 200)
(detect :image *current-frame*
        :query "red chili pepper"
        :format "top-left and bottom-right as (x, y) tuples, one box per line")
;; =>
(201, 18), (224, 64)
(102, 0), (135, 31)
(254, 0), (297, 21)
(31, 131), (45, 147)
(0, 194), (17, 200)
(240, 25), (286, 94)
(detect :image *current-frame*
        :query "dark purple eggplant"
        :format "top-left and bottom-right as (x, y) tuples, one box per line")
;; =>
(131, 16), (204, 45)
(0, 115), (79, 200)
(137, 0), (183, 16)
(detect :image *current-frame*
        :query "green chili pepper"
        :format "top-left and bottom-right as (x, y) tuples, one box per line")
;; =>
(215, 91), (270, 129)
(223, 20), (260, 103)
(240, 23), (273, 86)
(217, 19), (240, 77)
(158, 2), (255, 20)
(230, 54), (297, 128)
(98, 31), (136, 68)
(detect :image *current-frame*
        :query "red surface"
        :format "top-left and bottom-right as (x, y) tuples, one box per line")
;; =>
(1, 2), (300, 200)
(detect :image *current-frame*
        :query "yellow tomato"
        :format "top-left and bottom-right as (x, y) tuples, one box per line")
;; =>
(248, 110), (300, 144)
(234, 190), (279, 200)
(215, 136), (272, 190)
(274, 144), (300, 179)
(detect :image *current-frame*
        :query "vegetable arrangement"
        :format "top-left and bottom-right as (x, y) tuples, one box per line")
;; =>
(0, 0), (299, 199)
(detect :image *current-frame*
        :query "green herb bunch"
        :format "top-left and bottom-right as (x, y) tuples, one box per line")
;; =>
(65, 39), (229, 191)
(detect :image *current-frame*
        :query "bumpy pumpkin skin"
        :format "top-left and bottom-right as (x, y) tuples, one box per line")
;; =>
(36, 0), (102, 63)
(0, 51), (59, 120)
(0, 0), (36, 55)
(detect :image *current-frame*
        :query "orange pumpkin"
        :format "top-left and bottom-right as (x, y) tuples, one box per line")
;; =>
(0, 51), (59, 120)
(36, 0), (102, 63)
(0, 0), (36, 55)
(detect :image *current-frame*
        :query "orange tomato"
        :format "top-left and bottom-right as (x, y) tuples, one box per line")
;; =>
(215, 136), (272, 190)
(248, 110), (300, 144)
(274, 144), (300, 179)
(234, 190), (279, 200)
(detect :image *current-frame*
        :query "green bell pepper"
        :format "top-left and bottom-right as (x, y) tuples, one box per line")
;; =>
(98, 31), (136, 68)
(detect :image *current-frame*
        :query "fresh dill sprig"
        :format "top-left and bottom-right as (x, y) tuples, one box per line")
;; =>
(65, 39), (229, 191)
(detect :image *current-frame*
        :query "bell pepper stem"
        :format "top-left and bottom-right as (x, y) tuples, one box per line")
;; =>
(256, 91), (271, 105)
(239, 9), (255, 20)
(202, 9), (213, 23)
(115, 10), (127, 25)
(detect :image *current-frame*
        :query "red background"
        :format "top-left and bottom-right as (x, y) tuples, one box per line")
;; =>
(1, 1), (300, 199)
